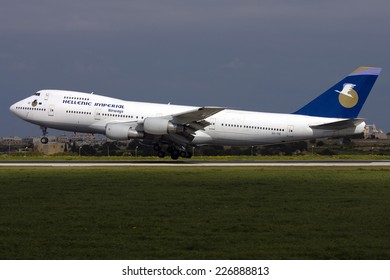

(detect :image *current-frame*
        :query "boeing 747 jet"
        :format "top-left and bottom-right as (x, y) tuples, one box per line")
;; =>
(10, 67), (381, 159)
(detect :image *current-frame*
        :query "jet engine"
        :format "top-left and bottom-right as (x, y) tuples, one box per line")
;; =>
(105, 123), (144, 140)
(143, 117), (184, 135)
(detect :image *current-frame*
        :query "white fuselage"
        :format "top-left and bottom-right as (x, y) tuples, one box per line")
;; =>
(10, 90), (365, 146)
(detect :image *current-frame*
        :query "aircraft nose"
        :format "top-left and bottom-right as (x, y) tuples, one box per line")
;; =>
(9, 101), (22, 117)
(9, 103), (17, 114)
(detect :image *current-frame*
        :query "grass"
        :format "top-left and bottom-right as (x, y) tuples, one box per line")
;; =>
(0, 166), (390, 259)
(2, 154), (390, 161)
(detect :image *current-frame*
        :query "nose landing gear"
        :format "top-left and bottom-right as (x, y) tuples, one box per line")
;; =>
(40, 126), (49, 144)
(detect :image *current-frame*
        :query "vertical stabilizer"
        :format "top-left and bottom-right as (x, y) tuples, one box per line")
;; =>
(293, 67), (381, 118)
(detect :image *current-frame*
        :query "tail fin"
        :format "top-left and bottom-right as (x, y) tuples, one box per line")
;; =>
(293, 67), (381, 118)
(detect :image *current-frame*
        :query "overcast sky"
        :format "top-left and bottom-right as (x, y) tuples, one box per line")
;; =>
(2, 0), (389, 136)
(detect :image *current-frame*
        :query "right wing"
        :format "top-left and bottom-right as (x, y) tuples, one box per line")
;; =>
(171, 106), (225, 136)
(172, 106), (225, 124)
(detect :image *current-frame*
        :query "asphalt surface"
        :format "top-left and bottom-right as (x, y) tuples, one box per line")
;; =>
(1, 160), (390, 167)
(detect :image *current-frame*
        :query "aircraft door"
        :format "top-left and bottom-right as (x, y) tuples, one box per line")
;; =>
(48, 105), (55, 116)
(287, 125), (294, 137)
(209, 118), (216, 130)
(94, 108), (102, 120)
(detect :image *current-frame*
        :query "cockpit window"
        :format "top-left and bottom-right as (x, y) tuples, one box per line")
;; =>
(34, 92), (40, 96)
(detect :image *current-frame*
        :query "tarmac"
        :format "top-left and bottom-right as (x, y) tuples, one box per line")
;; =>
(1, 160), (390, 167)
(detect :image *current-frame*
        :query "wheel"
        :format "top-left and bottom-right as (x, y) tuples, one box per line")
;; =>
(179, 151), (187, 158)
(153, 143), (161, 151)
(41, 137), (49, 144)
(185, 152), (193, 158)
(157, 151), (165, 158)
(171, 154), (179, 160)
(171, 149), (180, 157)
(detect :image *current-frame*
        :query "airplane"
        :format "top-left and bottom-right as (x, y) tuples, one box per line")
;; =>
(9, 66), (381, 159)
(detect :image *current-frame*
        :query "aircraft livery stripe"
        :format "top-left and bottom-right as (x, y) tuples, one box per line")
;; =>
(349, 67), (382, 76)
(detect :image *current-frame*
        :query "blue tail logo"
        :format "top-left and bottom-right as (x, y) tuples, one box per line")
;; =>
(294, 67), (381, 118)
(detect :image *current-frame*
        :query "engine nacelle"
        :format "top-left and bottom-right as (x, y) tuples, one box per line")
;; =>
(105, 123), (144, 140)
(143, 117), (184, 135)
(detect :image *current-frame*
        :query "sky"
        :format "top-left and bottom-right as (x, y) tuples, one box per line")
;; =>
(2, 0), (390, 137)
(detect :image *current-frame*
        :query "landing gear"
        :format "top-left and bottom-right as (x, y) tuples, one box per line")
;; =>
(154, 144), (167, 158)
(184, 151), (193, 159)
(179, 151), (187, 158)
(40, 137), (49, 144)
(171, 149), (180, 160)
(153, 144), (193, 160)
(40, 126), (49, 144)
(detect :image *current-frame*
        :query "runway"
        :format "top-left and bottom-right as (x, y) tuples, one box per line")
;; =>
(1, 160), (390, 167)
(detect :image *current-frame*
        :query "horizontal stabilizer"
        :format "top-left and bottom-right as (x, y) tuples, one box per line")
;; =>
(310, 118), (365, 130)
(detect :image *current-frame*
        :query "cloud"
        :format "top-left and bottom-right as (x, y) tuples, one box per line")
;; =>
(2, 0), (390, 136)
(221, 58), (246, 69)
(1, 0), (388, 35)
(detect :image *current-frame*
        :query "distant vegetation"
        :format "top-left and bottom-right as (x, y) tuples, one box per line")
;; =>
(2, 135), (390, 158)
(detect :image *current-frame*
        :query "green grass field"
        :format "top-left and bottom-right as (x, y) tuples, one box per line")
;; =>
(2, 154), (390, 161)
(1, 166), (390, 259)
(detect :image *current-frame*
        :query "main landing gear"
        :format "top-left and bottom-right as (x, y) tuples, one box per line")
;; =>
(40, 126), (49, 144)
(153, 143), (192, 160)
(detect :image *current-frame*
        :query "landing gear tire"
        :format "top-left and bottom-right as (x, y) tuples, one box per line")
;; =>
(165, 146), (192, 160)
(41, 137), (49, 144)
(171, 154), (179, 160)
(171, 149), (180, 160)
(153, 143), (161, 151)
(185, 152), (193, 159)
(40, 126), (49, 144)
(157, 151), (165, 158)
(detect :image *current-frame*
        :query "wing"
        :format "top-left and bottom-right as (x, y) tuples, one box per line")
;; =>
(169, 106), (225, 142)
(139, 106), (225, 145)
(172, 106), (225, 124)
(148, 107), (225, 145)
